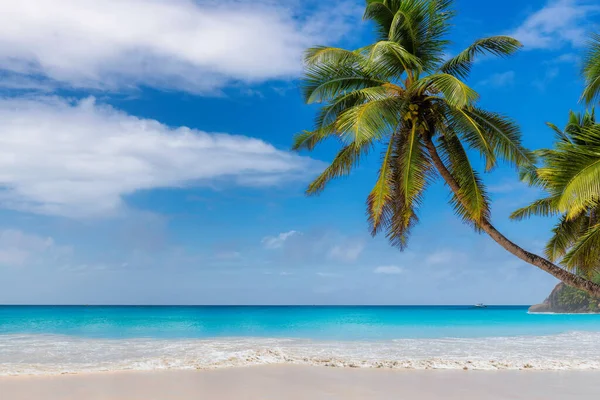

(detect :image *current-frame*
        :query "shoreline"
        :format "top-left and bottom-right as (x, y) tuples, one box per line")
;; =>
(1, 365), (599, 400)
(3, 331), (600, 375)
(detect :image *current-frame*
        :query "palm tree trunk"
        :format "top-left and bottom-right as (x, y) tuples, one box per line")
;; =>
(423, 135), (600, 297)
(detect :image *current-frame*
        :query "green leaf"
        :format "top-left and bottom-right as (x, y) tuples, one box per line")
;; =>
(545, 214), (587, 262)
(305, 46), (364, 67)
(366, 41), (422, 77)
(582, 33), (600, 104)
(510, 197), (559, 220)
(302, 63), (383, 104)
(384, 123), (431, 249)
(306, 144), (367, 195)
(335, 97), (404, 146)
(438, 133), (490, 225)
(363, 1), (395, 40)
(414, 74), (479, 108)
(367, 138), (396, 233)
(563, 222), (600, 275)
(440, 36), (521, 79)
(466, 108), (535, 169)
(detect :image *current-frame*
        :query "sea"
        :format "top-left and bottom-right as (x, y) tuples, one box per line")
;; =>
(1, 305), (600, 375)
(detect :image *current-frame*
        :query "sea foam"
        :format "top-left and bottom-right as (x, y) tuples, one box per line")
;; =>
(1, 331), (600, 375)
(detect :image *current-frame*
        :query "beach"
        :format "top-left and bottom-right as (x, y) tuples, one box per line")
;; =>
(1, 365), (599, 400)
(3, 306), (600, 398)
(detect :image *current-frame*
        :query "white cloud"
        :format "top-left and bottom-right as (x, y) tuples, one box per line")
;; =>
(373, 266), (404, 275)
(328, 241), (365, 262)
(0, 0), (360, 93)
(478, 71), (515, 88)
(262, 230), (300, 249)
(0, 229), (71, 267)
(511, 0), (599, 50)
(0, 97), (320, 217)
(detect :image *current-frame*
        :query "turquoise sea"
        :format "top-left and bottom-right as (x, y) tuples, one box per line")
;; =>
(2, 305), (600, 374)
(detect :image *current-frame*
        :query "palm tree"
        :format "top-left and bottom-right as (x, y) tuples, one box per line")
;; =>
(583, 33), (600, 104)
(294, 0), (600, 295)
(512, 110), (600, 278)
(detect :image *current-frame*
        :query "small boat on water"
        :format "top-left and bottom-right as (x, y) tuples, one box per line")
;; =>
(474, 303), (487, 308)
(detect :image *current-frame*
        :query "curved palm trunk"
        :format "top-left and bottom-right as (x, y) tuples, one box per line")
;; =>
(423, 136), (600, 297)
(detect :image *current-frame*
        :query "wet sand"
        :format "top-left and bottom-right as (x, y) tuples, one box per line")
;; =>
(1, 365), (599, 400)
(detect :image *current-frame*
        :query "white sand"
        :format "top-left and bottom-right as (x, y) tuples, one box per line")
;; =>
(1, 365), (599, 400)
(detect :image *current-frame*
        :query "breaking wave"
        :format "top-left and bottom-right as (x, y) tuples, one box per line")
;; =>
(2, 331), (600, 375)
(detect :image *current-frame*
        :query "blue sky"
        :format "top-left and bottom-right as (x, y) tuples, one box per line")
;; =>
(0, 0), (598, 305)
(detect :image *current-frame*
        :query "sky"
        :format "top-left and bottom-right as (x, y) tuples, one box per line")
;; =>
(0, 0), (598, 305)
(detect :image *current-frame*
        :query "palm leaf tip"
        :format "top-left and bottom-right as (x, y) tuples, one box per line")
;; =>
(509, 197), (557, 221)
(440, 36), (522, 79)
(582, 33), (600, 105)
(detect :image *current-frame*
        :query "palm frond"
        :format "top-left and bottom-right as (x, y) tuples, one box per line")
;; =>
(363, 1), (395, 40)
(292, 125), (336, 152)
(382, 123), (432, 249)
(314, 85), (403, 132)
(582, 33), (600, 104)
(306, 144), (367, 195)
(446, 107), (496, 170)
(517, 159), (545, 189)
(562, 222), (600, 275)
(305, 46), (364, 67)
(439, 36), (521, 79)
(366, 41), (422, 77)
(438, 133), (490, 225)
(302, 62), (384, 104)
(335, 97), (404, 146)
(466, 108), (535, 168)
(551, 124), (600, 217)
(414, 73), (479, 108)
(545, 214), (588, 262)
(510, 196), (559, 220)
(546, 122), (570, 143)
(367, 137), (396, 233)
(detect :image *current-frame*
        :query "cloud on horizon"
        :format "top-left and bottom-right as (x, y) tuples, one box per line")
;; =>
(0, 0), (361, 94)
(0, 96), (321, 217)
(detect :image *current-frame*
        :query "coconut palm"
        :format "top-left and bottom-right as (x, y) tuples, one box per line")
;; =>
(512, 110), (600, 278)
(294, 0), (600, 295)
(582, 33), (600, 104)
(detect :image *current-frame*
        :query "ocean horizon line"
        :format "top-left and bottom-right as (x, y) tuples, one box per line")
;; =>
(0, 304), (532, 307)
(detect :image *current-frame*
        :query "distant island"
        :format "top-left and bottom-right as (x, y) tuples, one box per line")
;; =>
(529, 282), (600, 314)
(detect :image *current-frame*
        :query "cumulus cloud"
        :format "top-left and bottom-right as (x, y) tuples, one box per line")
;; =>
(373, 265), (404, 275)
(262, 230), (300, 249)
(511, 0), (599, 50)
(0, 229), (71, 267)
(0, 97), (320, 217)
(0, 0), (360, 93)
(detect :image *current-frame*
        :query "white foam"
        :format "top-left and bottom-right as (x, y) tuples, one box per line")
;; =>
(1, 332), (600, 375)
